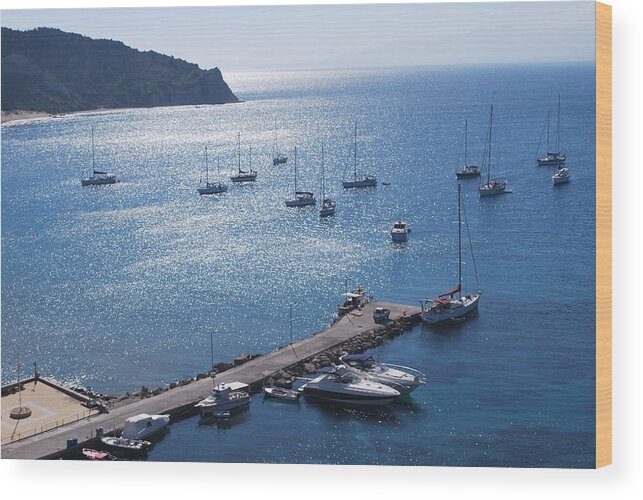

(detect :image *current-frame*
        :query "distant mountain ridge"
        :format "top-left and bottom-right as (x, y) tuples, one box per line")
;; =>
(1, 27), (239, 113)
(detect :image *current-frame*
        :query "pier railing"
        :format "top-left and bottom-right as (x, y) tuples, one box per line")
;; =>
(1, 409), (95, 445)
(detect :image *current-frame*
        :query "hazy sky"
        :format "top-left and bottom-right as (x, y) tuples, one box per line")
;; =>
(1, 2), (596, 72)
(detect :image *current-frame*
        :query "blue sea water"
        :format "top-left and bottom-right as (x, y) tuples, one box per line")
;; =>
(1, 64), (595, 467)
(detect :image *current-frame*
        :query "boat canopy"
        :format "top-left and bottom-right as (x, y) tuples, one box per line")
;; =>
(431, 297), (451, 305)
(344, 292), (364, 298)
(439, 285), (461, 297)
(342, 354), (372, 362)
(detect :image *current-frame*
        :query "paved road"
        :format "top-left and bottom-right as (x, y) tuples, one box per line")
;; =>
(2, 301), (420, 459)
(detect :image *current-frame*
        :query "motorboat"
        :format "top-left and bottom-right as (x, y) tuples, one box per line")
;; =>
(195, 381), (251, 416)
(197, 146), (228, 195)
(342, 123), (377, 188)
(263, 386), (301, 402)
(337, 285), (370, 316)
(285, 147), (316, 207)
(456, 120), (481, 178)
(300, 366), (400, 405)
(82, 448), (118, 461)
(536, 95), (566, 166)
(121, 413), (170, 440)
(421, 184), (481, 324)
(391, 220), (411, 242)
(81, 126), (119, 186)
(552, 167), (571, 185)
(478, 105), (512, 197)
(100, 436), (150, 453)
(339, 354), (427, 394)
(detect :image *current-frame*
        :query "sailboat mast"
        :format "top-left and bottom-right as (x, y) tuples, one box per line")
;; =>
(546, 111), (550, 153)
(458, 183), (462, 293)
(487, 105), (493, 184)
(205, 145), (209, 184)
(274, 117), (279, 156)
(353, 123), (357, 180)
(294, 146), (298, 191)
(556, 94), (561, 154)
(321, 143), (325, 199)
(91, 126), (96, 172)
(464, 120), (468, 167)
(237, 132), (241, 173)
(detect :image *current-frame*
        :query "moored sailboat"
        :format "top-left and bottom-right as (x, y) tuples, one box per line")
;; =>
(478, 105), (511, 196)
(455, 120), (481, 178)
(319, 143), (336, 216)
(272, 117), (288, 165)
(285, 147), (316, 207)
(536, 95), (566, 166)
(422, 184), (481, 324)
(197, 146), (228, 195)
(342, 123), (377, 188)
(80, 126), (119, 186)
(230, 133), (258, 183)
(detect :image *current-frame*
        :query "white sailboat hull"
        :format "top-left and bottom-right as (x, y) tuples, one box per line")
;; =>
(81, 175), (118, 186)
(421, 293), (481, 324)
(198, 183), (228, 195)
(231, 173), (257, 183)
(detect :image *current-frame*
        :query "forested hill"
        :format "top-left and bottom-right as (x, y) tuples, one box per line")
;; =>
(1, 27), (239, 113)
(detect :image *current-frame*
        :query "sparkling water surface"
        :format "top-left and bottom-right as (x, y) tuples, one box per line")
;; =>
(1, 64), (595, 466)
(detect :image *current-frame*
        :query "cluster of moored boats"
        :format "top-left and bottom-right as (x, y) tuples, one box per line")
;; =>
(455, 95), (571, 191)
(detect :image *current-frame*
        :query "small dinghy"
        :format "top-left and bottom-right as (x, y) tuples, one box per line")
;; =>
(263, 386), (301, 402)
(82, 448), (118, 461)
(100, 436), (150, 453)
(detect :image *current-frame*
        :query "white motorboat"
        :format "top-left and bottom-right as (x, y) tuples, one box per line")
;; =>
(536, 95), (566, 166)
(230, 133), (257, 183)
(100, 436), (150, 453)
(121, 413), (170, 440)
(272, 117), (288, 165)
(81, 126), (119, 186)
(391, 220), (411, 242)
(300, 366), (400, 405)
(337, 285), (370, 316)
(339, 354), (427, 395)
(263, 386), (301, 402)
(552, 167), (571, 185)
(422, 184), (481, 324)
(195, 381), (251, 416)
(456, 120), (481, 178)
(285, 147), (315, 207)
(319, 143), (336, 217)
(197, 146), (228, 195)
(342, 123), (377, 188)
(478, 105), (512, 196)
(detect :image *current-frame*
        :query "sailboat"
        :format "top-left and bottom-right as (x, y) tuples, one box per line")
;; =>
(285, 147), (316, 207)
(455, 120), (481, 178)
(421, 184), (481, 324)
(536, 95), (566, 166)
(80, 126), (119, 186)
(197, 146), (228, 195)
(552, 166), (571, 185)
(342, 123), (377, 188)
(272, 118), (288, 165)
(319, 143), (336, 216)
(230, 133), (258, 183)
(478, 105), (511, 196)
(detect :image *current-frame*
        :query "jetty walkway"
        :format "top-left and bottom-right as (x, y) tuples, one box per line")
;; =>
(2, 301), (420, 460)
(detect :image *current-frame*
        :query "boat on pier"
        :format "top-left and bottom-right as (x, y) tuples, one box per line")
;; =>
(338, 285), (370, 316)
(121, 413), (170, 440)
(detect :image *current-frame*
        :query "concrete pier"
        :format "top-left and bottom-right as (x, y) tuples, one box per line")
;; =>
(1, 301), (420, 460)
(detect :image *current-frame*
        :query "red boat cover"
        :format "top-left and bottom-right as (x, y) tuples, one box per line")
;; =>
(431, 298), (451, 305)
(439, 285), (461, 297)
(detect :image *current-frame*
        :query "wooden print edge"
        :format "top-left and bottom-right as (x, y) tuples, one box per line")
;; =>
(595, 1), (612, 469)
